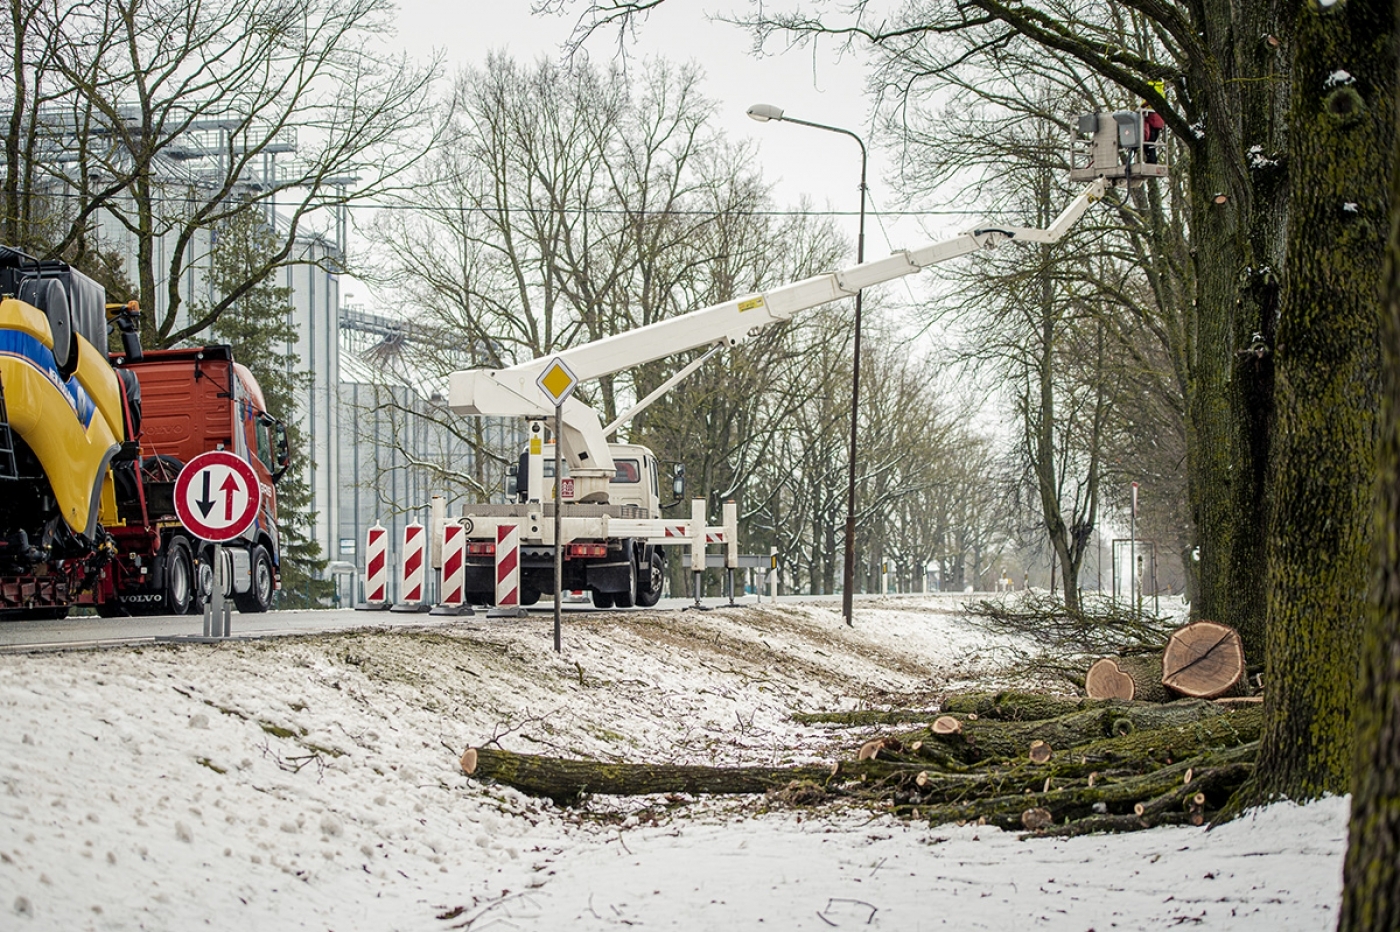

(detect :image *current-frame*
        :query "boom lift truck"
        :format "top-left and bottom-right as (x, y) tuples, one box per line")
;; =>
(445, 110), (1163, 608)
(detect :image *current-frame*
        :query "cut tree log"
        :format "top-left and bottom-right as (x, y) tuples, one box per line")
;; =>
(1162, 620), (1246, 699)
(790, 710), (941, 726)
(931, 716), (963, 735)
(1085, 655), (1169, 702)
(940, 691), (1109, 722)
(903, 699), (1240, 765)
(461, 747), (842, 804)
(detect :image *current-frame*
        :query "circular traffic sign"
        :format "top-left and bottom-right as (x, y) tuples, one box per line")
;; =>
(173, 451), (262, 542)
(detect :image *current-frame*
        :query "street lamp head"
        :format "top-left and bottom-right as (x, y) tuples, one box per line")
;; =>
(746, 103), (784, 123)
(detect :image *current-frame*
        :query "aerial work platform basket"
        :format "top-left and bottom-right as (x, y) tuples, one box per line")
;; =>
(1070, 109), (1169, 184)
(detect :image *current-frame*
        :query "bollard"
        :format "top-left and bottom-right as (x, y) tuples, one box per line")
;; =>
(357, 523), (391, 610)
(392, 523), (431, 612)
(431, 522), (472, 616)
(490, 523), (526, 617)
(685, 498), (710, 611)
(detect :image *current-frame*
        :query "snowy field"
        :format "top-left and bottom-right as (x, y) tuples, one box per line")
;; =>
(0, 598), (1347, 930)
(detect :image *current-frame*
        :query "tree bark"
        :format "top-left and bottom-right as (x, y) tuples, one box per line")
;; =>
(1339, 1), (1400, 921)
(941, 690), (1112, 722)
(1250, 0), (1394, 806)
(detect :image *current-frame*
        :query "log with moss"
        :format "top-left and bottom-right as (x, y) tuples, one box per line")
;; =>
(892, 698), (1243, 765)
(459, 747), (846, 805)
(790, 710), (941, 726)
(939, 690), (1113, 722)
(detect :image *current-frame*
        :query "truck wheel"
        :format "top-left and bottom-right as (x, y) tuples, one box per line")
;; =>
(233, 545), (274, 613)
(635, 552), (664, 608)
(189, 553), (214, 615)
(590, 590), (615, 609)
(161, 537), (194, 616)
(520, 587), (541, 607)
(613, 553), (638, 608)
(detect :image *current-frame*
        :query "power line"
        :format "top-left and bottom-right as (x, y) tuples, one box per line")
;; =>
(33, 185), (1017, 219)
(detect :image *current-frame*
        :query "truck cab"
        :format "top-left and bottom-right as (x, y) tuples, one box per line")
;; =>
(517, 442), (663, 517)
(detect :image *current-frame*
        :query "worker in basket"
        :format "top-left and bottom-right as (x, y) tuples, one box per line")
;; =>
(1142, 101), (1165, 163)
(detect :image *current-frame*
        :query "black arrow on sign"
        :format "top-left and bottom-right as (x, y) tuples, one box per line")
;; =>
(196, 470), (216, 518)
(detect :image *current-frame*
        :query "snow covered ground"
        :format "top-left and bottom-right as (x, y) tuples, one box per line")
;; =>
(0, 598), (1347, 930)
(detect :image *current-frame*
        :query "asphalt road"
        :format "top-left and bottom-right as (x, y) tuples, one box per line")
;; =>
(0, 593), (800, 652)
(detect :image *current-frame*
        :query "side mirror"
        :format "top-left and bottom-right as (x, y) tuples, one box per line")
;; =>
(672, 464), (685, 498)
(505, 464), (519, 499)
(270, 422), (291, 482)
(107, 300), (144, 361)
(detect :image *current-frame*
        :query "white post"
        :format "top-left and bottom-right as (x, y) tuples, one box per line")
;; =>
(430, 495), (446, 569)
(690, 498), (706, 605)
(723, 500), (738, 603)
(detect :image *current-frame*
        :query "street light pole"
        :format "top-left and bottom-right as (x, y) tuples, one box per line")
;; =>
(748, 103), (867, 627)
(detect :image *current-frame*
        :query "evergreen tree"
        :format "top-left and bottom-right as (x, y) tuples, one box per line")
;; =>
(203, 209), (332, 608)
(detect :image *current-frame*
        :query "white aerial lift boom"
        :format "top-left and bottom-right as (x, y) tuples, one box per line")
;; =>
(443, 110), (1159, 607)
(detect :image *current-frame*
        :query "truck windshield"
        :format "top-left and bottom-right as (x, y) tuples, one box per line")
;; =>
(542, 459), (640, 483)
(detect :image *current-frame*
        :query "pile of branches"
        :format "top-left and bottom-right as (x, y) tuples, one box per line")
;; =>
(962, 592), (1180, 655)
(459, 690), (1260, 836)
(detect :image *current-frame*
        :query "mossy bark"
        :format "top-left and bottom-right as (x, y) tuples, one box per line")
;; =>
(1185, 0), (1293, 664)
(1249, 0), (1393, 807)
(1339, 1), (1400, 922)
(940, 690), (1112, 722)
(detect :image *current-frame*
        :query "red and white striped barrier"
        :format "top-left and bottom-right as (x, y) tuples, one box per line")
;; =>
(431, 522), (471, 615)
(495, 523), (521, 609)
(358, 523), (390, 610)
(392, 522), (430, 612)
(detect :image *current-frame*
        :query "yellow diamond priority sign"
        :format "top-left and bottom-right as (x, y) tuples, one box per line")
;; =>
(536, 356), (579, 406)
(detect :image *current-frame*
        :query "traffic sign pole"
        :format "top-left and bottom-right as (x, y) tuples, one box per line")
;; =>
(203, 543), (231, 637)
(554, 400), (563, 654)
(535, 358), (578, 655)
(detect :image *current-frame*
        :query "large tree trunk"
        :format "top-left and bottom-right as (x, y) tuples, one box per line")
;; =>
(1250, 0), (1392, 806)
(1185, 1), (1292, 664)
(1339, 4), (1400, 923)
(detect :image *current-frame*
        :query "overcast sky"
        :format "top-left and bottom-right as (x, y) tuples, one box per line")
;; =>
(383, 2), (933, 254)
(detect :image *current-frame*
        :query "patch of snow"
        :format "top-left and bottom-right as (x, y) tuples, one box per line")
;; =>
(1326, 69), (1354, 87)
(0, 600), (1349, 930)
(1248, 145), (1280, 169)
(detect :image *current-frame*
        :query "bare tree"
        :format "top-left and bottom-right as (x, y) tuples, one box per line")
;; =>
(6, 0), (437, 345)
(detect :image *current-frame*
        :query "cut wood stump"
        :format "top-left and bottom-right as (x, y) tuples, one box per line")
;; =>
(1162, 620), (1245, 699)
(1085, 655), (1168, 702)
(931, 715), (963, 735)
